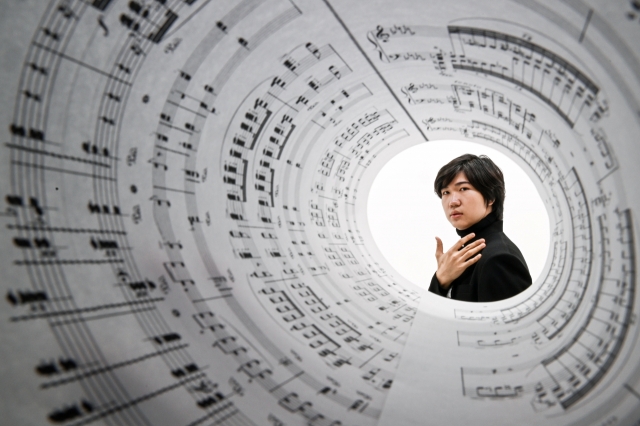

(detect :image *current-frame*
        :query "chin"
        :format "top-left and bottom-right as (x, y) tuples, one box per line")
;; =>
(455, 219), (474, 229)
(450, 220), (467, 229)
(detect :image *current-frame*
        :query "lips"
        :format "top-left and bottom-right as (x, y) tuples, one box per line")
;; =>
(451, 211), (462, 218)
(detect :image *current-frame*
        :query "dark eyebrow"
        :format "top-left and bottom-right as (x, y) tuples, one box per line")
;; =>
(454, 181), (471, 186)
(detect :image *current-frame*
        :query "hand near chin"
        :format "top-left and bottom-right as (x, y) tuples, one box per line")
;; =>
(435, 233), (486, 289)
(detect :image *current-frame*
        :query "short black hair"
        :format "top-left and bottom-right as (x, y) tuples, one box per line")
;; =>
(434, 154), (505, 220)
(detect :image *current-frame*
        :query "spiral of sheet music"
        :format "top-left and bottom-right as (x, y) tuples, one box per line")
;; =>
(1, 0), (639, 425)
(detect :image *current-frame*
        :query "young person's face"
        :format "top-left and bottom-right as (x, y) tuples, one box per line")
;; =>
(440, 171), (493, 230)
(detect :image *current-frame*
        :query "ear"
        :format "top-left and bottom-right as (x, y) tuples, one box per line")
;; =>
(488, 199), (494, 206)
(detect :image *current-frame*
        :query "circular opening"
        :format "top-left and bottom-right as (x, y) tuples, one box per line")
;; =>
(367, 140), (549, 291)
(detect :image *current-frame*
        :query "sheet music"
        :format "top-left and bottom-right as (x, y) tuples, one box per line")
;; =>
(0, 0), (639, 425)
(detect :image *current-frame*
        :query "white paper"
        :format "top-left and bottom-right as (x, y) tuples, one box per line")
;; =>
(0, 0), (638, 425)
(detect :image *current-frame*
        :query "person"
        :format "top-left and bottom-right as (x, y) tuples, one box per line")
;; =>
(428, 154), (531, 302)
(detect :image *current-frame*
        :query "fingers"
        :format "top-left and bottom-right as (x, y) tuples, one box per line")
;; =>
(453, 235), (485, 254)
(435, 237), (443, 257)
(463, 241), (486, 260)
(456, 238), (485, 267)
(436, 235), (486, 285)
(464, 252), (482, 265)
(463, 238), (485, 251)
(454, 233), (476, 250)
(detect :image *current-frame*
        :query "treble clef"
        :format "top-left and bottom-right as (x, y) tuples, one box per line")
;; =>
(375, 25), (390, 42)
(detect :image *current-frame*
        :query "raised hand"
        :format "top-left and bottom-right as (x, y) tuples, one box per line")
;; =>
(434, 233), (486, 289)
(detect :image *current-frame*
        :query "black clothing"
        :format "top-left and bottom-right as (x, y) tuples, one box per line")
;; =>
(428, 212), (532, 302)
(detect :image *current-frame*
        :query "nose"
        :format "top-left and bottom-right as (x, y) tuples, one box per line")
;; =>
(449, 195), (461, 207)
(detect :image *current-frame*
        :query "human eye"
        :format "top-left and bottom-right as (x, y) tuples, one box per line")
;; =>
(441, 190), (449, 195)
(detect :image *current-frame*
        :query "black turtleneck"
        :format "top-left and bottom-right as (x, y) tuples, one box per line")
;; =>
(456, 210), (499, 239)
(428, 212), (532, 302)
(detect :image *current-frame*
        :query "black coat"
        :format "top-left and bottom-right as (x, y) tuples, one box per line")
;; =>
(428, 212), (532, 302)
